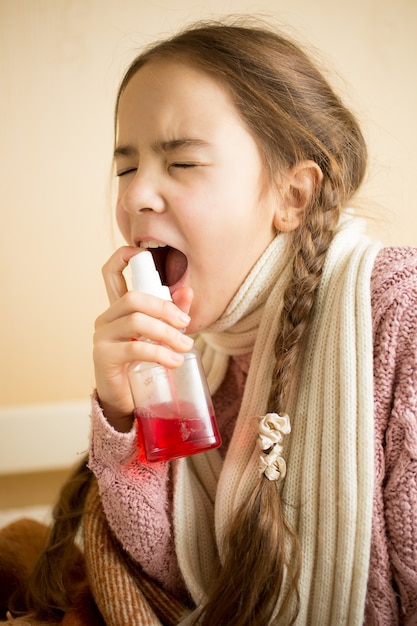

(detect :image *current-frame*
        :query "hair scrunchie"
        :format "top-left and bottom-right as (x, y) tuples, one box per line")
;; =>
(258, 412), (291, 481)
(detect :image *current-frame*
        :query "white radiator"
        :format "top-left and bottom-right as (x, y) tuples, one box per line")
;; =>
(0, 401), (90, 474)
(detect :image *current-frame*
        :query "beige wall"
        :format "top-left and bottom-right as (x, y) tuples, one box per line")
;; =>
(1, 0), (416, 408)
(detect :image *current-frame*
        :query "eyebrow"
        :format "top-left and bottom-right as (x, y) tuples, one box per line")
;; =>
(113, 145), (137, 159)
(113, 138), (212, 159)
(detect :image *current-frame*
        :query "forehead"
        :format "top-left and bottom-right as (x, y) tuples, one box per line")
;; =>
(116, 58), (242, 135)
(120, 57), (227, 101)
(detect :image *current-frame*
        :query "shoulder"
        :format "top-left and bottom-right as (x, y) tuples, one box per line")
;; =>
(370, 248), (417, 620)
(371, 245), (417, 376)
(371, 246), (417, 341)
(370, 246), (417, 465)
(370, 245), (417, 447)
(371, 246), (417, 318)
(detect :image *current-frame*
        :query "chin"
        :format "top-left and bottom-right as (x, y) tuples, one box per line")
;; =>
(188, 306), (223, 334)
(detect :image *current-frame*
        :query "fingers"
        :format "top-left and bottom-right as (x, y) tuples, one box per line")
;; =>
(95, 306), (194, 359)
(94, 334), (189, 374)
(95, 290), (191, 335)
(93, 289), (194, 376)
(93, 295), (193, 426)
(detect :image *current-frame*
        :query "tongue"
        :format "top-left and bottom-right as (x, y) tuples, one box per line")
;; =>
(165, 248), (188, 287)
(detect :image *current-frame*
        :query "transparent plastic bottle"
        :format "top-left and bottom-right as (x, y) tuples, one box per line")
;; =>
(127, 251), (221, 462)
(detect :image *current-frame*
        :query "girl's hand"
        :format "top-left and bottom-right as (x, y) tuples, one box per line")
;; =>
(93, 246), (193, 432)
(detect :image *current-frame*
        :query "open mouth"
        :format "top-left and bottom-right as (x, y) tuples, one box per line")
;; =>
(139, 241), (188, 288)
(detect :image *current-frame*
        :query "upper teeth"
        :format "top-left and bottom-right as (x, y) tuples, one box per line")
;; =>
(139, 241), (167, 249)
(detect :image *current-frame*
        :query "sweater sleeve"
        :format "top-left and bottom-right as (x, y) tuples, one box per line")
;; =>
(367, 247), (417, 623)
(88, 392), (185, 596)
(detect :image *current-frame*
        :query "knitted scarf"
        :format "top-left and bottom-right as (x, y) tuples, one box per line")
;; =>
(173, 217), (382, 624)
(83, 478), (193, 626)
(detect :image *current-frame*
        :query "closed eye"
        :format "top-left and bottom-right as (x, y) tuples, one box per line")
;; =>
(170, 162), (196, 169)
(116, 167), (137, 177)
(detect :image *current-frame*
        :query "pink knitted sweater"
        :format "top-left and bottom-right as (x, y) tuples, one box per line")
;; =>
(89, 246), (417, 624)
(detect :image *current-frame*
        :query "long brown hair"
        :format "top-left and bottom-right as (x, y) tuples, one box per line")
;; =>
(9, 455), (93, 621)
(16, 18), (367, 625)
(115, 18), (367, 625)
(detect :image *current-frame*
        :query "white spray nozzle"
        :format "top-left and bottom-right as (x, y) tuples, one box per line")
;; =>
(129, 251), (172, 301)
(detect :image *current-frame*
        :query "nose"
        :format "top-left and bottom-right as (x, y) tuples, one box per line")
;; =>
(120, 167), (166, 215)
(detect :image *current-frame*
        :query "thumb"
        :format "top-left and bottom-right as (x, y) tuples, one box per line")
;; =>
(102, 246), (140, 304)
(171, 286), (193, 317)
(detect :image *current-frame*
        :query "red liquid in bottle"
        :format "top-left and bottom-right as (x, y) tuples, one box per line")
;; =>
(135, 401), (221, 462)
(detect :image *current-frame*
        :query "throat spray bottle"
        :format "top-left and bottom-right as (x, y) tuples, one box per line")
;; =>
(127, 251), (221, 462)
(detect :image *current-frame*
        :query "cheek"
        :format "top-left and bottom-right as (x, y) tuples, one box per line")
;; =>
(172, 192), (210, 235)
(115, 200), (131, 241)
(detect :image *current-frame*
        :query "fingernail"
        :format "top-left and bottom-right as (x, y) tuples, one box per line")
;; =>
(180, 334), (194, 347)
(178, 311), (191, 325)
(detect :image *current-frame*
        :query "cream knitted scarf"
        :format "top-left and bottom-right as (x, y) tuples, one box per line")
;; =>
(173, 216), (382, 625)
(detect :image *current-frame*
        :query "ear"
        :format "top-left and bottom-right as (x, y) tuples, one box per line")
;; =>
(274, 160), (323, 232)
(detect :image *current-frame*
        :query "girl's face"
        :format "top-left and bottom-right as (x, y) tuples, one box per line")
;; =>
(115, 59), (280, 332)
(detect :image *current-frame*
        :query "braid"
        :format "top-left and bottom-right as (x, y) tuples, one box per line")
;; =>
(198, 478), (301, 626)
(269, 185), (341, 412)
(10, 455), (93, 621)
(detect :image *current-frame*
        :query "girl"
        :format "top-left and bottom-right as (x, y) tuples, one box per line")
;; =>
(5, 17), (417, 626)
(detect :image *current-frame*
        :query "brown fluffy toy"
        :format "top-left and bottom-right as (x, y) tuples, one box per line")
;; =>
(0, 518), (49, 620)
(0, 518), (104, 625)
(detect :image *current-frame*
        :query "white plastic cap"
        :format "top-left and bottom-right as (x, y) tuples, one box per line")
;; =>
(129, 251), (172, 301)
